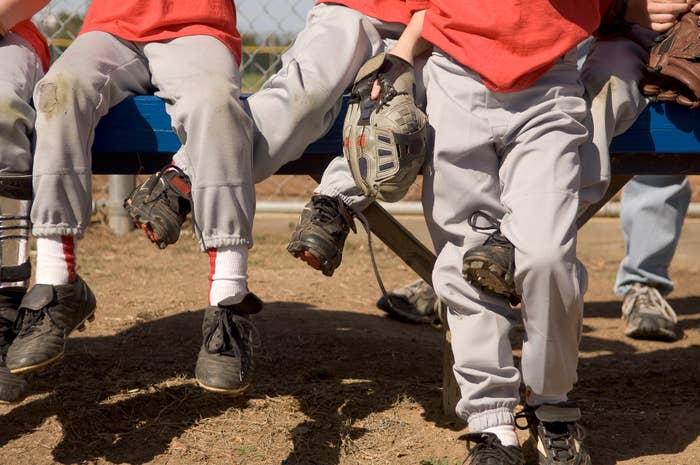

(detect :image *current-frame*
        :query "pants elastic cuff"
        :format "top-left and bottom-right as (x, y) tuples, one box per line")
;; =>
(467, 407), (515, 432)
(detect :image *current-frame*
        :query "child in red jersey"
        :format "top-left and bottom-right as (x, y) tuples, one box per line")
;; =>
(4, 1), (259, 397)
(0, 0), (50, 404)
(417, 1), (658, 463)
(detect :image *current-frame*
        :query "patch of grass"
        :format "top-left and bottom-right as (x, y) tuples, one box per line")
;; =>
(234, 446), (258, 456)
(419, 458), (450, 465)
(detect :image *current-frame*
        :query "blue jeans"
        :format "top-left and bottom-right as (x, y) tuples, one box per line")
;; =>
(614, 175), (691, 296)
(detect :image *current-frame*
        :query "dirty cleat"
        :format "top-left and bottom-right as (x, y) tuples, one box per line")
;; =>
(6, 276), (96, 374)
(461, 432), (525, 465)
(196, 293), (263, 395)
(287, 194), (356, 276)
(516, 403), (591, 465)
(124, 165), (192, 249)
(376, 279), (440, 324)
(463, 211), (520, 305)
(621, 283), (682, 341)
(0, 288), (30, 403)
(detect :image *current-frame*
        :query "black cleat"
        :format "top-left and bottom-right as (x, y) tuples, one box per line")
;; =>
(287, 195), (356, 276)
(463, 211), (520, 305)
(124, 165), (192, 249)
(6, 276), (96, 374)
(461, 432), (525, 465)
(195, 293), (263, 395)
(0, 288), (30, 403)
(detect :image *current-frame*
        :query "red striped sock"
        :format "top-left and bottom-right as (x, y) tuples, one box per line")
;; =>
(207, 246), (248, 305)
(36, 235), (77, 285)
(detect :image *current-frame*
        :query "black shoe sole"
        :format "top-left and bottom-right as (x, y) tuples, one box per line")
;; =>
(196, 379), (249, 396)
(463, 257), (520, 305)
(287, 240), (338, 277)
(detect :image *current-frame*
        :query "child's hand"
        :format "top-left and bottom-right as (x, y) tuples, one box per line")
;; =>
(625, 0), (690, 32)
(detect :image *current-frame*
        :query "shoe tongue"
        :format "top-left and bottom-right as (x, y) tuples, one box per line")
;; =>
(217, 293), (263, 315)
(19, 285), (55, 311)
(534, 404), (581, 423)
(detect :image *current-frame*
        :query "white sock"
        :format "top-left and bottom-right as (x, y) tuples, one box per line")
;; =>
(36, 236), (77, 285)
(208, 245), (248, 305)
(483, 425), (519, 448)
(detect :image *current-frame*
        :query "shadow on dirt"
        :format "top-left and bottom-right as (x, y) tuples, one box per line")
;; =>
(0, 299), (697, 465)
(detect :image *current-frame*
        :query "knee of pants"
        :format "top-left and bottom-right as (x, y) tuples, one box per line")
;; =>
(34, 69), (96, 117)
(172, 80), (247, 124)
(516, 244), (576, 282)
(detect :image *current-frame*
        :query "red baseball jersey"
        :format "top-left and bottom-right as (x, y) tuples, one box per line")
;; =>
(80, 0), (242, 63)
(11, 20), (51, 72)
(423, 0), (613, 92)
(315, 0), (430, 25)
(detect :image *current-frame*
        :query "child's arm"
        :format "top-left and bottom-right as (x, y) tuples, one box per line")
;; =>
(371, 10), (429, 99)
(624, 0), (690, 32)
(0, 0), (50, 35)
(388, 10), (429, 65)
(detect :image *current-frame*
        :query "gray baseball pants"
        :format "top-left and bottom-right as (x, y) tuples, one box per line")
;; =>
(173, 3), (403, 207)
(31, 32), (254, 249)
(0, 32), (44, 288)
(422, 49), (588, 431)
(0, 32), (44, 174)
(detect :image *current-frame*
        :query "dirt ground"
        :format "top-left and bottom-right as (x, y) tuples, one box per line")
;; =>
(0, 208), (698, 465)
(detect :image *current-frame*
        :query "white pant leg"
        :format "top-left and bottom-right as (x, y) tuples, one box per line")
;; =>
(247, 4), (386, 183)
(0, 33), (44, 174)
(422, 51), (520, 432)
(31, 32), (152, 238)
(145, 36), (254, 249)
(424, 49), (588, 431)
(0, 33), (45, 288)
(497, 52), (589, 400)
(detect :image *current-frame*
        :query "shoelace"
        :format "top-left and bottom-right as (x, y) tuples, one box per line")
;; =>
(515, 407), (586, 463)
(622, 285), (678, 323)
(462, 433), (523, 465)
(467, 211), (511, 247)
(310, 196), (356, 234)
(15, 309), (54, 337)
(203, 310), (260, 381)
(540, 422), (582, 462)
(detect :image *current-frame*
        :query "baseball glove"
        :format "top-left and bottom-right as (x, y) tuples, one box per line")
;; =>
(343, 52), (428, 202)
(640, 11), (700, 109)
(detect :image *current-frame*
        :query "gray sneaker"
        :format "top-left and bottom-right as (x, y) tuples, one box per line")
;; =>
(6, 276), (96, 374)
(195, 293), (262, 395)
(0, 288), (29, 403)
(621, 283), (682, 342)
(376, 279), (440, 324)
(287, 195), (356, 276)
